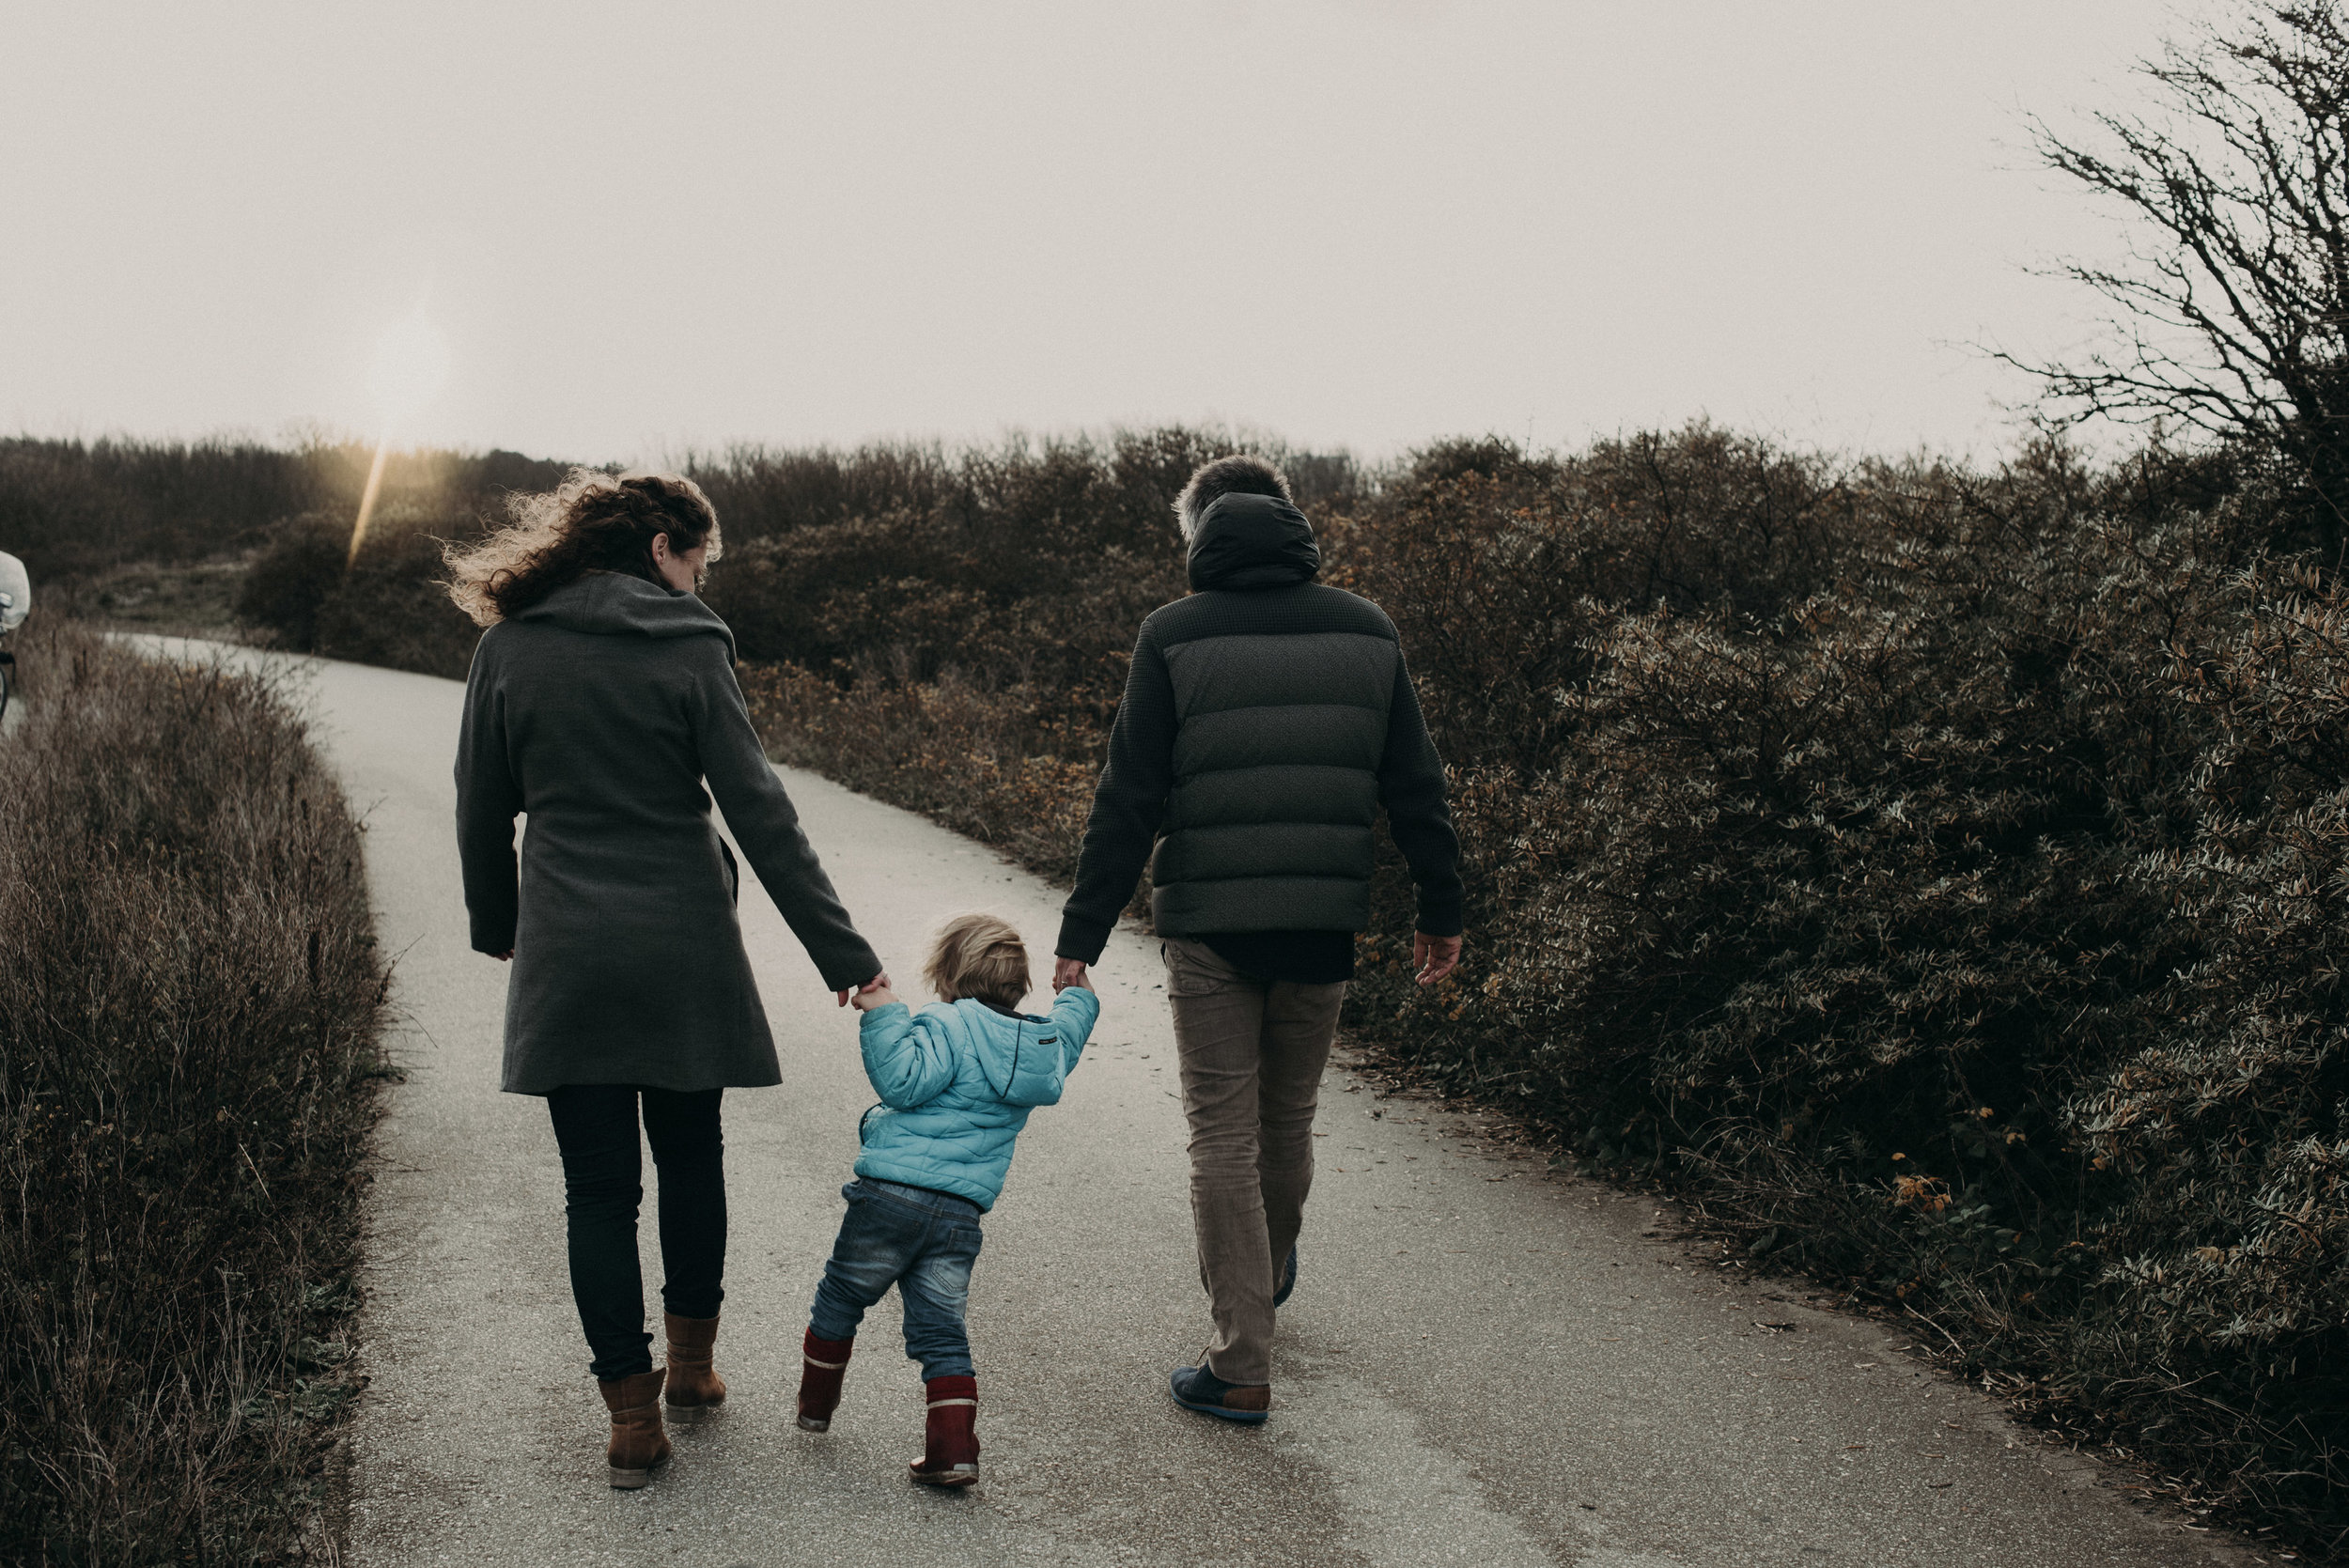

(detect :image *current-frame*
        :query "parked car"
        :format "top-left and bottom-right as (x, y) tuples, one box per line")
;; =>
(0, 549), (28, 722)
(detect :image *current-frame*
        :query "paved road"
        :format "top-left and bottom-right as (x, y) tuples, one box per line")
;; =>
(208, 646), (2251, 1568)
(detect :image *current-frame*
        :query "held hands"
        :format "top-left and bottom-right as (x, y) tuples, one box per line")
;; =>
(1051, 956), (1091, 993)
(837, 971), (894, 1009)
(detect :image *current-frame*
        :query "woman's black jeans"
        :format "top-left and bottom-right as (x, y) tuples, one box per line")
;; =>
(546, 1084), (726, 1381)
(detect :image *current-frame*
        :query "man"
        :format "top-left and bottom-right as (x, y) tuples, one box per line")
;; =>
(1052, 454), (1464, 1422)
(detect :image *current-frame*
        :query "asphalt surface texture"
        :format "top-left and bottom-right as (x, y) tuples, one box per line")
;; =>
(153, 642), (2259, 1568)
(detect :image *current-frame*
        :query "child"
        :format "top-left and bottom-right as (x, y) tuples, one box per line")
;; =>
(796, 911), (1098, 1487)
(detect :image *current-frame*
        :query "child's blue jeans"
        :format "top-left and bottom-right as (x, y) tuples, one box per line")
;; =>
(809, 1177), (985, 1379)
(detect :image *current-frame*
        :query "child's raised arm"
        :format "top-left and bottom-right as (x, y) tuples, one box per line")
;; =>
(1049, 985), (1100, 1079)
(858, 1002), (958, 1110)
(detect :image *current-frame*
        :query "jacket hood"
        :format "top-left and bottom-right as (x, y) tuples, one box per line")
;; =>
(946, 999), (1071, 1109)
(516, 570), (735, 659)
(1186, 493), (1320, 591)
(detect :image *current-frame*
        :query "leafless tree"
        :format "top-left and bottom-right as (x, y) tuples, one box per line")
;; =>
(2002, 3), (2349, 551)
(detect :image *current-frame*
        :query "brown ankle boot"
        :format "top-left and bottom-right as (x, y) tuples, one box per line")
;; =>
(798, 1328), (854, 1433)
(909, 1374), (979, 1487)
(661, 1312), (727, 1423)
(598, 1368), (670, 1489)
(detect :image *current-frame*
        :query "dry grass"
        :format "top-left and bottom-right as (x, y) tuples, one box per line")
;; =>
(0, 616), (388, 1565)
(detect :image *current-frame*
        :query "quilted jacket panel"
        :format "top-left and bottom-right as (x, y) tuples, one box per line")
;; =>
(852, 987), (1099, 1210)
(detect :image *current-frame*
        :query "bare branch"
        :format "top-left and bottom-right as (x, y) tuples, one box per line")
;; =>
(2001, 2), (2349, 545)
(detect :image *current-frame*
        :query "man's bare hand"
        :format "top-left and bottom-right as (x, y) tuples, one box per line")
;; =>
(836, 970), (893, 1008)
(1052, 956), (1091, 993)
(1413, 933), (1462, 986)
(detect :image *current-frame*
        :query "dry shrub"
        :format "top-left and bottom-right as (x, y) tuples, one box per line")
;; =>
(2063, 561), (2349, 1527)
(742, 661), (1101, 885)
(0, 617), (389, 1565)
(1330, 435), (2343, 1547)
(0, 437), (323, 579)
(697, 428), (1316, 691)
(0, 436), (568, 583)
(236, 511), (484, 678)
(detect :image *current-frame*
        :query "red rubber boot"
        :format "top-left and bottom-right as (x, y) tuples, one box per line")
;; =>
(909, 1374), (979, 1487)
(797, 1329), (854, 1433)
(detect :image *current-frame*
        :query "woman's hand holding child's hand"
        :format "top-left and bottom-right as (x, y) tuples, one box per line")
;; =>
(1051, 957), (1091, 993)
(837, 971), (894, 1008)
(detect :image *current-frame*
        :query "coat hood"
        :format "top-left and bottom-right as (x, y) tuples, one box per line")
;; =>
(1186, 493), (1320, 592)
(516, 570), (736, 660)
(947, 999), (1072, 1109)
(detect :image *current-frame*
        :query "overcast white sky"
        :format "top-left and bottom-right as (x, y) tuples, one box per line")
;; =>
(2, 1), (2186, 464)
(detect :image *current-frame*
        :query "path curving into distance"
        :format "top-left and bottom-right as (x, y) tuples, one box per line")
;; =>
(163, 644), (2250, 1568)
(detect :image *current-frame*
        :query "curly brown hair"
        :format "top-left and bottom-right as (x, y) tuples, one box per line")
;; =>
(442, 469), (723, 627)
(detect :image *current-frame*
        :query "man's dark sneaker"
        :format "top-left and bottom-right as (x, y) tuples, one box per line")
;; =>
(1169, 1360), (1270, 1423)
(1272, 1245), (1299, 1309)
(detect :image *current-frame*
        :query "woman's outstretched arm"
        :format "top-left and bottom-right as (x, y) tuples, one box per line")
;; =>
(686, 637), (884, 995)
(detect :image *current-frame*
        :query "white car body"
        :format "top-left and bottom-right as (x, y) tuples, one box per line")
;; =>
(0, 551), (26, 632)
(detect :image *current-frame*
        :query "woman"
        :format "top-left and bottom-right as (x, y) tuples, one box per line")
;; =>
(447, 471), (886, 1489)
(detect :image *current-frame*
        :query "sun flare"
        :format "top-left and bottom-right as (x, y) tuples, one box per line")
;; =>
(350, 308), (452, 568)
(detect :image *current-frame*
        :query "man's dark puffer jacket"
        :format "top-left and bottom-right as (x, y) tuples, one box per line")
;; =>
(1055, 493), (1463, 963)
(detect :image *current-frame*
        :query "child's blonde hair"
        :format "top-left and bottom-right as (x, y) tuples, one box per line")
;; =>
(924, 912), (1031, 1011)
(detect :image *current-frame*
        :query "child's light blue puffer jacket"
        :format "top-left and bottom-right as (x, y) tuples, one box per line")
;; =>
(853, 986), (1099, 1210)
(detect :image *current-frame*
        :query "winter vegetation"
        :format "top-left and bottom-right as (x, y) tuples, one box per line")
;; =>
(0, 618), (390, 1563)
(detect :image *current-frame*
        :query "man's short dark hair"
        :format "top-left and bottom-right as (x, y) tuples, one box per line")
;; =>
(1175, 455), (1294, 539)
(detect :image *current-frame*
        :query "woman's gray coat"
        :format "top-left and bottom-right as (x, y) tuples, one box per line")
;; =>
(455, 571), (881, 1094)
